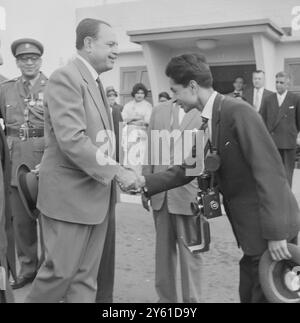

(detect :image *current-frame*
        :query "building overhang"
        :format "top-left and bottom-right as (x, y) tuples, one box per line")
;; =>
(128, 19), (285, 45)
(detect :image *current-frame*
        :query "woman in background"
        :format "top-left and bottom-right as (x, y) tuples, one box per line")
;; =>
(158, 91), (171, 103)
(121, 83), (152, 178)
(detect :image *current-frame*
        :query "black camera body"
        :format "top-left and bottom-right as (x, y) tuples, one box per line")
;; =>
(192, 172), (222, 219)
(189, 172), (222, 254)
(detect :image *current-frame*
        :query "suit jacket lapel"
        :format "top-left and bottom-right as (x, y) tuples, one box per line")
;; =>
(175, 108), (199, 144)
(211, 94), (222, 148)
(73, 58), (111, 132)
(271, 92), (290, 131)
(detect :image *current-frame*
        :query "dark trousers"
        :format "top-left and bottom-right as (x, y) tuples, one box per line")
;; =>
(278, 149), (296, 187)
(240, 237), (298, 303)
(239, 255), (268, 303)
(95, 204), (116, 303)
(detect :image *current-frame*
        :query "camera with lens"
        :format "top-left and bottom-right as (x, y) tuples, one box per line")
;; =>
(191, 172), (222, 220)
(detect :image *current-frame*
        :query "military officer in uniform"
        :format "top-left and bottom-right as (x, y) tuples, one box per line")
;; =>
(0, 38), (47, 290)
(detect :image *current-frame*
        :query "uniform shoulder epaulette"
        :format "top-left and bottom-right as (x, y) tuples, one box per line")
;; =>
(0, 77), (19, 89)
(0, 77), (18, 85)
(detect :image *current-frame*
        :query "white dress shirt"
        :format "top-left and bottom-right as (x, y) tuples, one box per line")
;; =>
(201, 91), (218, 140)
(253, 87), (264, 111)
(178, 107), (186, 125)
(77, 54), (99, 84)
(277, 90), (288, 107)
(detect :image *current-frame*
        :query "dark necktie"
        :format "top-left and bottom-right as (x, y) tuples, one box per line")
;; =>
(96, 77), (112, 127)
(23, 80), (31, 97)
(201, 117), (211, 156)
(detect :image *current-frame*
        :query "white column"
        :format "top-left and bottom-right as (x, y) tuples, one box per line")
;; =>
(252, 34), (277, 91)
(141, 42), (172, 106)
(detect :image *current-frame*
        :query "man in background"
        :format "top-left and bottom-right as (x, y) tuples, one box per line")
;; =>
(142, 99), (203, 303)
(0, 38), (47, 290)
(260, 72), (300, 186)
(0, 44), (14, 303)
(244, 70), (273, 111)
(96, 86), (123, 303)
(227, 76), (245, 100)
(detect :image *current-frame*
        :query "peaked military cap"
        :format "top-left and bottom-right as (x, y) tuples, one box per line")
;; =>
(11, 38), (44, 58)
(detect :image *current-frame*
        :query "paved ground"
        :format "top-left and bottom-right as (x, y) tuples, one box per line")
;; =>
(13, 171), (300, 303)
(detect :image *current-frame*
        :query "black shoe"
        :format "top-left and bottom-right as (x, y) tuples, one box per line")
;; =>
(10, 274), (36, 290)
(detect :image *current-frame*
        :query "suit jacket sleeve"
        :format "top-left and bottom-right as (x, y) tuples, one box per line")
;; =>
(233, 106), (295, 241)
(45, 69), (118, 185)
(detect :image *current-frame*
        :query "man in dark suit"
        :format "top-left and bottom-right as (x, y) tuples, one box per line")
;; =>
(260, 72), (300, 186)
(125, 53), (300, 303)
(243, 70), (273, 111)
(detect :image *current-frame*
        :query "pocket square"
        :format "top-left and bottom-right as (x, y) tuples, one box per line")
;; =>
(289, 106), (295, 110)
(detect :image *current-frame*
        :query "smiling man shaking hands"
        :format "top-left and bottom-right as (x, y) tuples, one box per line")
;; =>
(25, 18), (137, 303)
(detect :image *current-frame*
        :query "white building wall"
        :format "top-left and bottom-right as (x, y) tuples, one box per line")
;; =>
(100, 51), (145, 94)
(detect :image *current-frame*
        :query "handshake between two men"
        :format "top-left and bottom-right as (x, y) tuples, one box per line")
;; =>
(115, 167), (146, 193)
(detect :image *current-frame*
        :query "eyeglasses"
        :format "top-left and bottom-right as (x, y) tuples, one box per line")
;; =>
(18, 56), (40, 63)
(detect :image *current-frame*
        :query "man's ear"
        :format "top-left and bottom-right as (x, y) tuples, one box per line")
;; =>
(189, 80), (198, 92)
(83, 36), (93, 53)
(16, 59), (21, 69)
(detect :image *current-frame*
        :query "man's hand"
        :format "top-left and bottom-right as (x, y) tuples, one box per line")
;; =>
(31, 164), (40, 177)
(141, 193), (150, 212)
(115, 168), (145, 192)
(268, 240), (292, 261)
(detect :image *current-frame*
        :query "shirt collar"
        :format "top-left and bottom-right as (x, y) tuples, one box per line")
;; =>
(77, 54), (99, 82)
(201, 91), (218, 120)
(277, 90), (288, 98)
(23, 72), (41, 87)
(254, 87), (264, 94)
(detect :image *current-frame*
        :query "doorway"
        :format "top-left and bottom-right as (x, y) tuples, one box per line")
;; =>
(210, 64), (256, 94)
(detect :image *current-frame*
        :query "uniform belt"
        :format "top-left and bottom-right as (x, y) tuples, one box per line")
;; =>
(7, 127), (44, 139)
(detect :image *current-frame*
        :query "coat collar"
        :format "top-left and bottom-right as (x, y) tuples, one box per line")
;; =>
(271, 91), (292, 132)
(73, 58), (112, 132)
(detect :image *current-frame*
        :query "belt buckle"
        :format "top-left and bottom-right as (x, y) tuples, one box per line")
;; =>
(19, 127), (28, 141)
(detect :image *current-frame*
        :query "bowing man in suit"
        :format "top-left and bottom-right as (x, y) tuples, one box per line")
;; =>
(127, 53), (300, 303)
(243, 70), (273, 111)
(260, 72), (300, 186)
(26, 18), (140, 303)
(142, 100), (203, 303)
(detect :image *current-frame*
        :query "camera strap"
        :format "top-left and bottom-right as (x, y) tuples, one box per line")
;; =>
(211, 94), (225, 154)
(207, 95), (224, 188)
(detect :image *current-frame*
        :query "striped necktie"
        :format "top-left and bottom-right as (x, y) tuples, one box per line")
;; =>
(201, 117), (212, 156)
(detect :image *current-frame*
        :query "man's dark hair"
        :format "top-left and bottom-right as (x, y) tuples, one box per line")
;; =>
(158, 92), (171, 101)
(276, 71), (291, 80)
(253, 70), (265, 75)
(76, 18), (111, 50)
(131, 83), (148, 98)
(234, 76), (245, 83)
(165, 53), (213, 88)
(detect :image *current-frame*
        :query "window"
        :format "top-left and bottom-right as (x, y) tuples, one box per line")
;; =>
(285, 58), (300, 94)
(120, 66), (152, 106)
